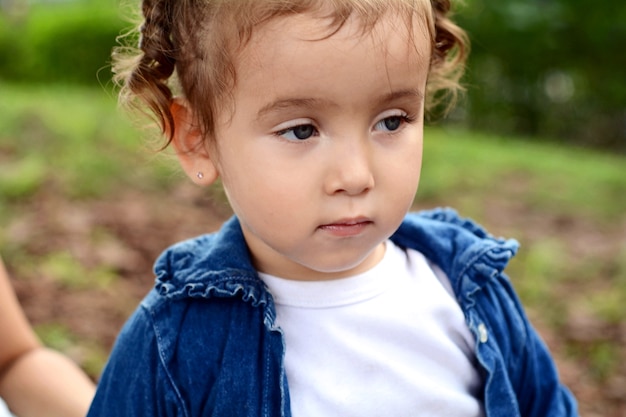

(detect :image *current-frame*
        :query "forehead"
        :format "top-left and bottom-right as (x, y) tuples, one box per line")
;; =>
(232, 11), (432, 107)
(240, 7), (432, 61)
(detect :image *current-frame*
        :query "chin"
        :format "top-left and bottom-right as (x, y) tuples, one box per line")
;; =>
(304, 250), (382, 278)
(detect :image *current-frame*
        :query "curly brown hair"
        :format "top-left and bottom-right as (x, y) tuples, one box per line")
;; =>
(113, 0), (469, 147)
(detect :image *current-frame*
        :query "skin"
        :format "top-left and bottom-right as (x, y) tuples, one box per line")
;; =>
(0, 257), (95, 417)
(173, 11), (431, 281)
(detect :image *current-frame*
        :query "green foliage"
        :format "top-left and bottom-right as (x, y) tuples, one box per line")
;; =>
(455, 0), (626, 150)
(40, 251), (116, 290)
(0, 83), (177, 204)
(569, 341), (621, 382)
(0, 154), (47, 199)
(0, 0), (126, 85)
(34, 322), (78, 351)
(509, 239), (566, 304)
(421, 127), (626, 221)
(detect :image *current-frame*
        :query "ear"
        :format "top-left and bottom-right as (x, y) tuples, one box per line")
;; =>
(170, 99), (219, 186)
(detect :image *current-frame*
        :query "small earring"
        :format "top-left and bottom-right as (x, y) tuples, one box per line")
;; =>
(196, 171), (204, 180)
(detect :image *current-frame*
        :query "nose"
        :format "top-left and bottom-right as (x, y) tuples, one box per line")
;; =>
(324, 138), (375, 196)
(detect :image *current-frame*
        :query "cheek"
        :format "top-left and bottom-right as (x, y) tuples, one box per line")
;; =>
(386, 139), (422, 177)
(221, 160), (311, 220)
(383, 141), (423, 201)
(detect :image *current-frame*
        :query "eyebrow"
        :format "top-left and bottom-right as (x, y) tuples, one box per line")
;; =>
(256, 98), (334, 121)
(256, 88), (424, 120)
(379, 88), (425, 106)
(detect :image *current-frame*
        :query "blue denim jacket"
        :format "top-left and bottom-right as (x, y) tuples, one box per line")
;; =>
(87, 208), (577, 417)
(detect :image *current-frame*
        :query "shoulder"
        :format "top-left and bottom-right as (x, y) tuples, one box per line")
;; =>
(392, 208), (519, 299)
(122, 215), (275, 366)
(394, 208), (519, 266)
(150, 216), (268, 305)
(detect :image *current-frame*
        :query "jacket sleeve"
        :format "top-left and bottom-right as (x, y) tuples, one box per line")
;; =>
(480, 273), (578, 417)
(86, 306), (186, 417)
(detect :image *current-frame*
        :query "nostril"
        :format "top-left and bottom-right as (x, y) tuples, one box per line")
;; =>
(324, 141), (375, 195)
(329, 171), (374, 196)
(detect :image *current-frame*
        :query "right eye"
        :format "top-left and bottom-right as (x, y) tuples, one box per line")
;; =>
(277, 124), (318, 141)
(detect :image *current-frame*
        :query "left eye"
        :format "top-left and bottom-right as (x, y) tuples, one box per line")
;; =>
(375, 116), (405, 132)
(278, 124), (317, 141)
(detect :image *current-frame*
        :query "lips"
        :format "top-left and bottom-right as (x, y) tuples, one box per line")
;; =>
(318, 217), (373, 237)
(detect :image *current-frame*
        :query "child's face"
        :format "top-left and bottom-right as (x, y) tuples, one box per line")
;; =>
(195, 12), (429, 280)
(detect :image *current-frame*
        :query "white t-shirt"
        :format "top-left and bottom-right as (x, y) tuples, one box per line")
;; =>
(0, 398), (15, 417)
(260, 240), (484, 417)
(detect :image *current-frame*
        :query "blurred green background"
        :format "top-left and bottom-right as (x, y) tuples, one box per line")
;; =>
(455, 0), (626, 151)
(0, 1), (625, 416)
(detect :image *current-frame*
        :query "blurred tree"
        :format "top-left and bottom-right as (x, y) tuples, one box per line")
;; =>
(0, 0), (125, 86)
(456, 0), (626, 151)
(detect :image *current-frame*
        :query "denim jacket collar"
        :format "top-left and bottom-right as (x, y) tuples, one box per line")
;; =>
(155, 217), (266, 298)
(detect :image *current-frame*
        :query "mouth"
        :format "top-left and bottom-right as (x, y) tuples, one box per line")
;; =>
(318, 217), (373, 237)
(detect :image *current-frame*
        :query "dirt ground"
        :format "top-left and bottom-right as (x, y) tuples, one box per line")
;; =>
(5, 181), (626, 416)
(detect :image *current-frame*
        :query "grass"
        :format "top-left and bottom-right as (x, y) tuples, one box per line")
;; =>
(0, 83), (178, 201)
(38, 251), (117, 290)
(421, 127), (626, 221)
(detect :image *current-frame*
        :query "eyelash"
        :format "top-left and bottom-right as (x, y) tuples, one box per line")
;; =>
(276, 123), (320, 141)
(375, 114), (415, 132)
(274, 112), (416, 142)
